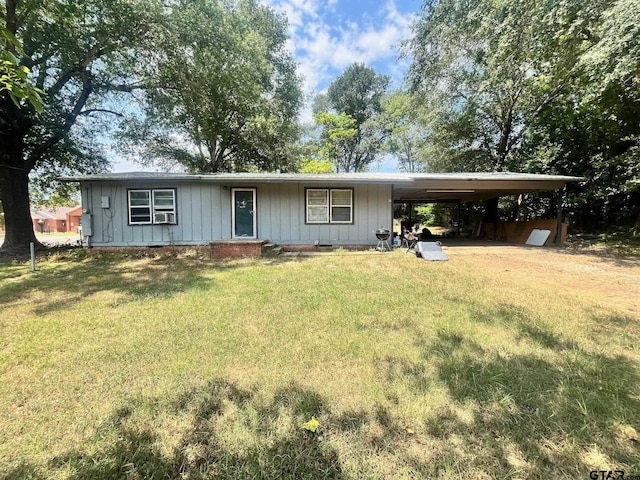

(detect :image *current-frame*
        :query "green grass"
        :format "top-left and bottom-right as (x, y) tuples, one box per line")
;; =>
(564, 232), (640, 257)
(1, 248), (639, 479)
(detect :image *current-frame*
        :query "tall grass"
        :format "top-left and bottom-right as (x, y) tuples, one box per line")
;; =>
(1, 248), (639, 479)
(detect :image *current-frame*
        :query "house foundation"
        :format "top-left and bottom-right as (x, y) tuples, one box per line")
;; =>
(210, 240), (264, 258)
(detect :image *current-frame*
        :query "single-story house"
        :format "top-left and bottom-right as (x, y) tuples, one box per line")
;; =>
(61, 172), (583, 251)
(31, 205), (82, 233)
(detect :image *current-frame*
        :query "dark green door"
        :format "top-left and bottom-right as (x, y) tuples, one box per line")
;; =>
(232, 188), (256, 238)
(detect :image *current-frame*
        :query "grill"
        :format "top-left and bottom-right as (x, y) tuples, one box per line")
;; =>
(375, 228), (390, 240)
(375, 228), (391, 252)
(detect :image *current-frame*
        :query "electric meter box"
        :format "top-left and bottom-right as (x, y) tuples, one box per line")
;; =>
(81, 213), (93, 236)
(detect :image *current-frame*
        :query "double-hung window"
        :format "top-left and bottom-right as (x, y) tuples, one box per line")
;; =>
(306, 189), (329, 223)
(330, 189), (353, 223)
(306, 188), (353, 224)
(128, 189), (177, 225)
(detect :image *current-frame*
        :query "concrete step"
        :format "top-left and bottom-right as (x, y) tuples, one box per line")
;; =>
(261, 242), (283, 257)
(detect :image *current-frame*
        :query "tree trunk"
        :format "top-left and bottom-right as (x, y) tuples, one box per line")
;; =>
(0, 126), (38, 255)
(483, 197), (500, 223)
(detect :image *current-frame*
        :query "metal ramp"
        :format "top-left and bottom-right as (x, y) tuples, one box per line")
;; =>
(415, 241), (449, 261)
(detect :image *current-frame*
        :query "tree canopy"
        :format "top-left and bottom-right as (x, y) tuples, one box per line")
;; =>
(1, 0), (162, 252)
(120, 0), (303, 173)
(380, 91), (429, 173)
(406, 0), (640, 230)
(406, 0), (589, 173)
(0, 0), (302, 253)
(312, 63), (389, 172)
(0, 26), (42, 112)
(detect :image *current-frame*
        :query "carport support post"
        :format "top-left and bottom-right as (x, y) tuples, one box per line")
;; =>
(457, 202), (461, 237)
(555, 187), (564, 244)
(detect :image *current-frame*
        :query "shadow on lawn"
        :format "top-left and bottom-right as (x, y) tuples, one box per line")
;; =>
(0, 253), (309, 318)
(421, 324), (640, 476)
(457, 297), (639, 338)
(23, 380), (427, 479)
(0, 258), (214, 317)
(23, 381), (344, 480)
(4, 292), (639, 478)
(371, 296), (640, 477)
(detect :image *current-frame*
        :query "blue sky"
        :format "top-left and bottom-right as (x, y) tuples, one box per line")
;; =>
(112, 0), (420, 172)
(266, 0), (422, 172)
(267, 0), (420, 121)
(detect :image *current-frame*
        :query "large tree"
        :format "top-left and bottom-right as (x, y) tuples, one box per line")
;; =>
(0, 26), (42, 112)
(313, 63), (389, 172)
(405, 0), (639, 223)
(0, 0), (160, 254)
(408, 0), (628, 171)
(120, 0), (302, 173)
(311, 111), (357, 172)
(1, 0), (302, 254)
(520, 0), (640, 231)
(380, 91), (429, 173)
(406, 0), (592, 175)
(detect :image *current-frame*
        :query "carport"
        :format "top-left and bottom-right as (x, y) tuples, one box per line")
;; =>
(389, 172), (584, 244)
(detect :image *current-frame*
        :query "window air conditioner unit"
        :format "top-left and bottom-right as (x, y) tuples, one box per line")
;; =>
(154, 212), (175, 224)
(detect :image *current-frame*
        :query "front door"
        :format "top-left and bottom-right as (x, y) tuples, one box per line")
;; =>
(232, 188), (257, 238)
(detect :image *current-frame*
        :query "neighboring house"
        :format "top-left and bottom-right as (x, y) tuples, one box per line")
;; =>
(31, 205), (82, 233)
(61, 172), (583, 250)
(66, 205), (83, 233)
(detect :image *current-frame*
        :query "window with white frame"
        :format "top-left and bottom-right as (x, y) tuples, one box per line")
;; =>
(306, 188), (353, 224)
(128, 189), (176, 225)
(330, 189), (353, 222)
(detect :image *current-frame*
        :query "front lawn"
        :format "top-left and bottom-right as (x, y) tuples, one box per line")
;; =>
(1, 247), (639, 479)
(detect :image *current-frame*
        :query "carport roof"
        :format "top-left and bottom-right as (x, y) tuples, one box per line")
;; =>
(389, 172), (585, 203)
(62, 171), (584, 203)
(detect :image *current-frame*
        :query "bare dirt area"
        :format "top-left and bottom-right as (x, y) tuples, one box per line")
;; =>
(441, 240), (640, 318)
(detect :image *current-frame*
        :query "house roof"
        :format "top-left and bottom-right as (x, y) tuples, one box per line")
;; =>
(31, 209), (58, 220)
(31, 206), (81, 220)
(61, 171), (585, 203)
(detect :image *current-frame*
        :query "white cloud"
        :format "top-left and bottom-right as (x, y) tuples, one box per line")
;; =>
(356, 24), (403, 60)
(273, 0), (321, 27)
(265, 0), (417, 119)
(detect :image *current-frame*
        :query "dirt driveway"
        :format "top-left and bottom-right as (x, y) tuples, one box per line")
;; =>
(441, 240), (640, 318)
